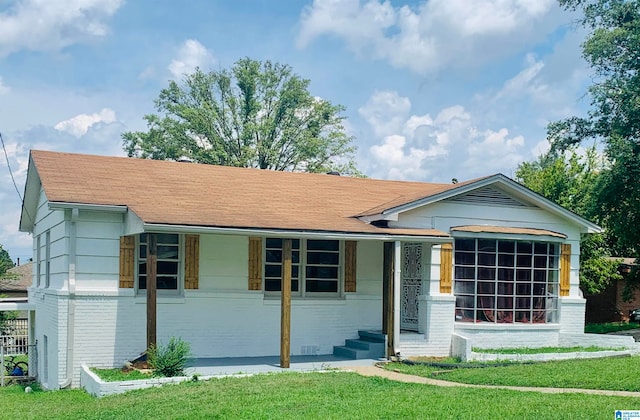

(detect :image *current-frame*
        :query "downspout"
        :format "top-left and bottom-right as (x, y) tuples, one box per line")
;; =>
(59, 208), (78, 389)
(393, 240), (401, 353)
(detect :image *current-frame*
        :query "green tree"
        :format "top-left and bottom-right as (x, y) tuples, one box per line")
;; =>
(123, 58), (360, 175)
(0, 244), (13, 277)
(550, 0), (640, 257)
(515, 146), (621, 294)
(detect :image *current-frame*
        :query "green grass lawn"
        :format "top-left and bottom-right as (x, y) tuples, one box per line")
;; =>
(388, 356), (640, 391)
(0, 371), (637, 419)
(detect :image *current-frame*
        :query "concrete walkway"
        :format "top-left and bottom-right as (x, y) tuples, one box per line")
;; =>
(343, 364), (640, 397)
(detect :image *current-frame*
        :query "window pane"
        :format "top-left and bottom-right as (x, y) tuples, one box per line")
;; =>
(306, 280), (338, 293)
(266, 238), (282, 248)
(478, 239), (496, 252)
(533, 284), (546, 295)
(477, 268), (495, 280)
(455, 266), (475, 280)
(516, 283), (531, 295)
(307, 251), (339, 265)
(139, 275), (146, 289)
(456, 239), (475, 251)
(456, 295), (474, 308)
(265, 279), (280, 292)
(139, 262), (147, 276)
(477, 281), (495, 294)
(265, 265), (281, 278)
(140, 233), (147, 242)
(549, 255), (559, 269)
(549, 243), (558, 255)
(498, 240), (515, 253)
(533, 256), (547, 268)
(478, 253), (496, 266)
(157, 245), (178, 260)
(516, 269), (531, 281)
(533, 270), (547, 282)
(157, 261), (178, 275)
(266, 249), (282, 263)
(455, 252), (475, 265)
(516, 255), (532, 267)
(517, 242), (532, 254)
(454, 281), (475, 294)
(306, 266), (339, 279)
(307, 240), (339, 251)
(157, 234), (179, 244)
(498, 282), (514, 295)
(139, 245), (147, 259)
(498, 254), (514, 267)
(534, 243), (548, 254)
(157, 276), (177, 290)
(497, 268), (514, 281)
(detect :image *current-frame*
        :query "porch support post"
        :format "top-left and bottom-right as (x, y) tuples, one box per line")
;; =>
(146, 233), (157, 351)
(382, 242), (395, 358)
(393, 240), (401, 354)
(280, 239), (292, 368)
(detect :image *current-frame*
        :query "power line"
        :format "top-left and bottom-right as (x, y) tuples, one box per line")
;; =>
(1, 131), (32, 225)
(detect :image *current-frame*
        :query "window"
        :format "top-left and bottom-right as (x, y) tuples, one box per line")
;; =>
(44, 231), (50, 288)
(36, 235), (41, 287)
(454, 238), (559, 324)
(138, 233), (181, 291)
(264, 238), (340, 295)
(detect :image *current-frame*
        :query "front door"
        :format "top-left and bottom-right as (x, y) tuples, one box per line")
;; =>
(400, 242), (422, 331)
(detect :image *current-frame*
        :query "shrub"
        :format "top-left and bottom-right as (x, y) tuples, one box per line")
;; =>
(148, 337), (191, 377)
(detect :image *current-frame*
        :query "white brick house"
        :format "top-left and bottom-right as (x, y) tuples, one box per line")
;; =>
(19, 150), (602, 388)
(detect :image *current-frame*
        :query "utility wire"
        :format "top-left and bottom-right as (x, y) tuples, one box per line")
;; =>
(1, 131), (32, 225)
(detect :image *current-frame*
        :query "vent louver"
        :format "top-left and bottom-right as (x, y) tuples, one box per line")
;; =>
(447, 187), (530, 207)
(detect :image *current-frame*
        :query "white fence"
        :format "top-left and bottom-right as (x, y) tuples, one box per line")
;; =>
(0, 318), (28, 355)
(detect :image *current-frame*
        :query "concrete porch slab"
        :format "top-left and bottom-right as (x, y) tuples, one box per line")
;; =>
(186, 355), (383, 376)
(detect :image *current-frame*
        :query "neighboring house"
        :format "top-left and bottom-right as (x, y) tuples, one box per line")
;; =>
(585, 258), (639, 323)
(0, 261), (33, 299)
(20, 150), (605, 389)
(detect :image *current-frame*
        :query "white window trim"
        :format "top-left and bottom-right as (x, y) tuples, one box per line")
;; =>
(135, 233), (184, 296)
(263, 238), (343, 298)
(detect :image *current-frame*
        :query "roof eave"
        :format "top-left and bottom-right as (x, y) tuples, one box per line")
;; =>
(140, 223), (453, 242)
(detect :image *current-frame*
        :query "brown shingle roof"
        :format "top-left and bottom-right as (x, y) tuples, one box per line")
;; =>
(0, 262), (33, 292)
(30, 150), (477, 237)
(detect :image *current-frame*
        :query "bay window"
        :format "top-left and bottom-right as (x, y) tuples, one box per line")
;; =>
(454, 238), (559, 323)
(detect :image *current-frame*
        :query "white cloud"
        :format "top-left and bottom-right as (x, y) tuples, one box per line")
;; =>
(0, 77), (10, 94)
(0, 0), (123, 57)
(54, 108), (117, 138)
(168, 39), (215, 79)
(362, 91), (526, 181)
(298, 0), (560, 75)
(358, 90), (411, 137)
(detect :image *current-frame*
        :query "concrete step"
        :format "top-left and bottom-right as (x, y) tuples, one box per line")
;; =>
(345, 339), (385, 353)
(358, 330), (386, 343)
(333, 345), (370, 359)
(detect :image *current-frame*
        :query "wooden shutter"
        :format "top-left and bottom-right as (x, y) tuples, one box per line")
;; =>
(560, 243), (571, 296)
(184, 234), (200, 290)
(439, 243), (453, 294)
(344, 241), (357, 292)
(248, 237), (263, 290)
(119, 235), (135, 288)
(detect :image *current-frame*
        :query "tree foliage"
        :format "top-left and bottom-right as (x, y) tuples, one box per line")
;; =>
(123, 58), (359, 175)
(515, 146), (621, 294)
(0, 244), (13, 278)
(551, 0), (640, 259)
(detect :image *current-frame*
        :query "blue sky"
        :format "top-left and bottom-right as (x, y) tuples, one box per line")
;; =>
(0, 0), (591, 262)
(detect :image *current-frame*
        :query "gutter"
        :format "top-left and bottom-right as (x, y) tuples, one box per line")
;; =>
(142, 223), (453, 243)
(59, 208), (78, 389)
